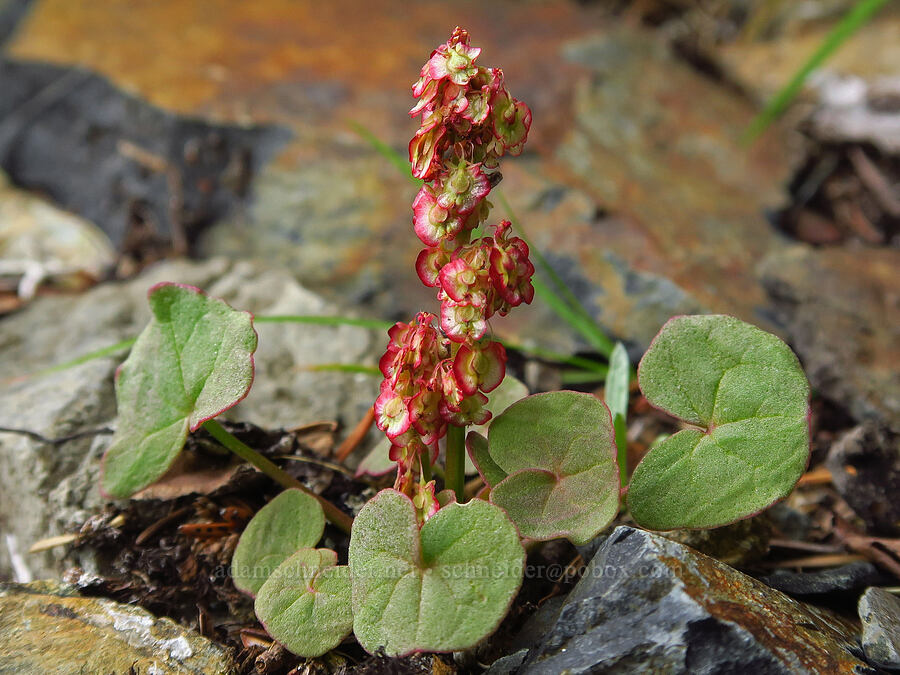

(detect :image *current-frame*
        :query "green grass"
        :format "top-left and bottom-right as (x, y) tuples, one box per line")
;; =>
(743, 0), (890, 142)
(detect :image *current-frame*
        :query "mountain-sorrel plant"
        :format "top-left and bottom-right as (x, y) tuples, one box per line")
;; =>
(98, 28), (812, 661)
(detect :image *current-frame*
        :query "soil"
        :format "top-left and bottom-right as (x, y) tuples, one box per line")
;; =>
(59, 378), (899, 675)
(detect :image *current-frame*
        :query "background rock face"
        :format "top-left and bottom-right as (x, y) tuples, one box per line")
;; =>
(0, 258), (380, 580)
(521, 527), (871, 674)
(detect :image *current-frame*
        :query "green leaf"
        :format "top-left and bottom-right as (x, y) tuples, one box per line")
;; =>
(466, 431), (507, 487)
(628, 314), (811, 530)
(231, 489), (326, 596)
(255, 548), (353, 658)
(605, 342), (630, 485)
(101, 283), (258, 498)
(467, 374), (529, 474)
(484, 391), (620, 545)
(348, 489), (524, 656)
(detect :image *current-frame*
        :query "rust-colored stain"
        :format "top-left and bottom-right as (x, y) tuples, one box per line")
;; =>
(8, 0), (602, 146)
(660, 554), (867, 673)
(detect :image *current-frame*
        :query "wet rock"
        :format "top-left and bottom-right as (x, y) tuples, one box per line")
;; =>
(0, 580), (233, 673)
(0, 258), (380, 580)
(520, 526), (870, 674)
(0, 58), (289, 253)
(759, 245), (900, 432)
(762, 562), (887, 599)
(826, 422), (900, 535)
(859, 587), (900, 670)
(534, 27), (794, 349)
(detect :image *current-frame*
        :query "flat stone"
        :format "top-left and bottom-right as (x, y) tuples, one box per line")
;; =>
(0, 580), (233, 674)
(762, 562), (887, 599)
(0, 258), (380, 580)
(521, 526), (870, 674)
(759, 245), (900, 431)
(859, 587), (900, 670)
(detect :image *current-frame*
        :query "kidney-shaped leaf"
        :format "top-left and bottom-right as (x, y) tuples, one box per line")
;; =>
(628, 314), (810, 530)
(255, 548), (352, 658)
(101, 283), (257, 498)
(349, 489), (524, 656)
(231, 488), (326, 596)
(480, 391), (620, 545)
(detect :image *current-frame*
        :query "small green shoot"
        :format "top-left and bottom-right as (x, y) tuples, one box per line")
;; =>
(743, 0), (890, 142)
(605, 342), (630, 485)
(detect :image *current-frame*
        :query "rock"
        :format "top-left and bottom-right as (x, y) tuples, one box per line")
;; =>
(811, 75), (900, 155)
(716, 9), (900, 104)
(660, 516), (771, 567)
(762, 562), (887, 599)
(3, 1), (796, 357)
(0, 58), (289, 253)
(0, 257), (380, 580)
(0, 580), (233, 673)
(484, 649), (528, 675)
(520, 526), (870, 674)
(826, 422), (900, 535)
(0, 170), (115, 300)
(0, 0), (30, 46)
(859, 587), (900, 671)
(759, 245), (900, 432)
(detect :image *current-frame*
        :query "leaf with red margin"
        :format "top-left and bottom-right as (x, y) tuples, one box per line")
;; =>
(255, 548), (352, 658)
(479, 391), (620, 546)
(349, 489), (524, 656)
(101, 283), (257, 498)
(628, 315), (810, 530)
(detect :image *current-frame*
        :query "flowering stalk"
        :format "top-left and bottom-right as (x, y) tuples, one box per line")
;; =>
(374, 27), (534, 517)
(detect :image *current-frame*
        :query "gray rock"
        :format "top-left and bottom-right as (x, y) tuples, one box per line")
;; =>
(860, 587), (900, 670)
(520, 526), (870, 674)
(0, 580), (234, 674)
(759, 245), (900, 432)
(484, 649), (528, 675)
(0, 257), (380, 580)
(762, 562), (887, 599)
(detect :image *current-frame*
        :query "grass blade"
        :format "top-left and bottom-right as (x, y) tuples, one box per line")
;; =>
(347, 119), (420, 186)
(743, 0), (890, 142)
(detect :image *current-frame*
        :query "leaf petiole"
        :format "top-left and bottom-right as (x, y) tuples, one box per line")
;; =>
(202, 419), (353, 535)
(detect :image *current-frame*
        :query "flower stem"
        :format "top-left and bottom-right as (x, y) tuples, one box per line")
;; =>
(202, 419), (353, 535)
(445, 424), (466, 502)
(420, 443), (432, 483)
